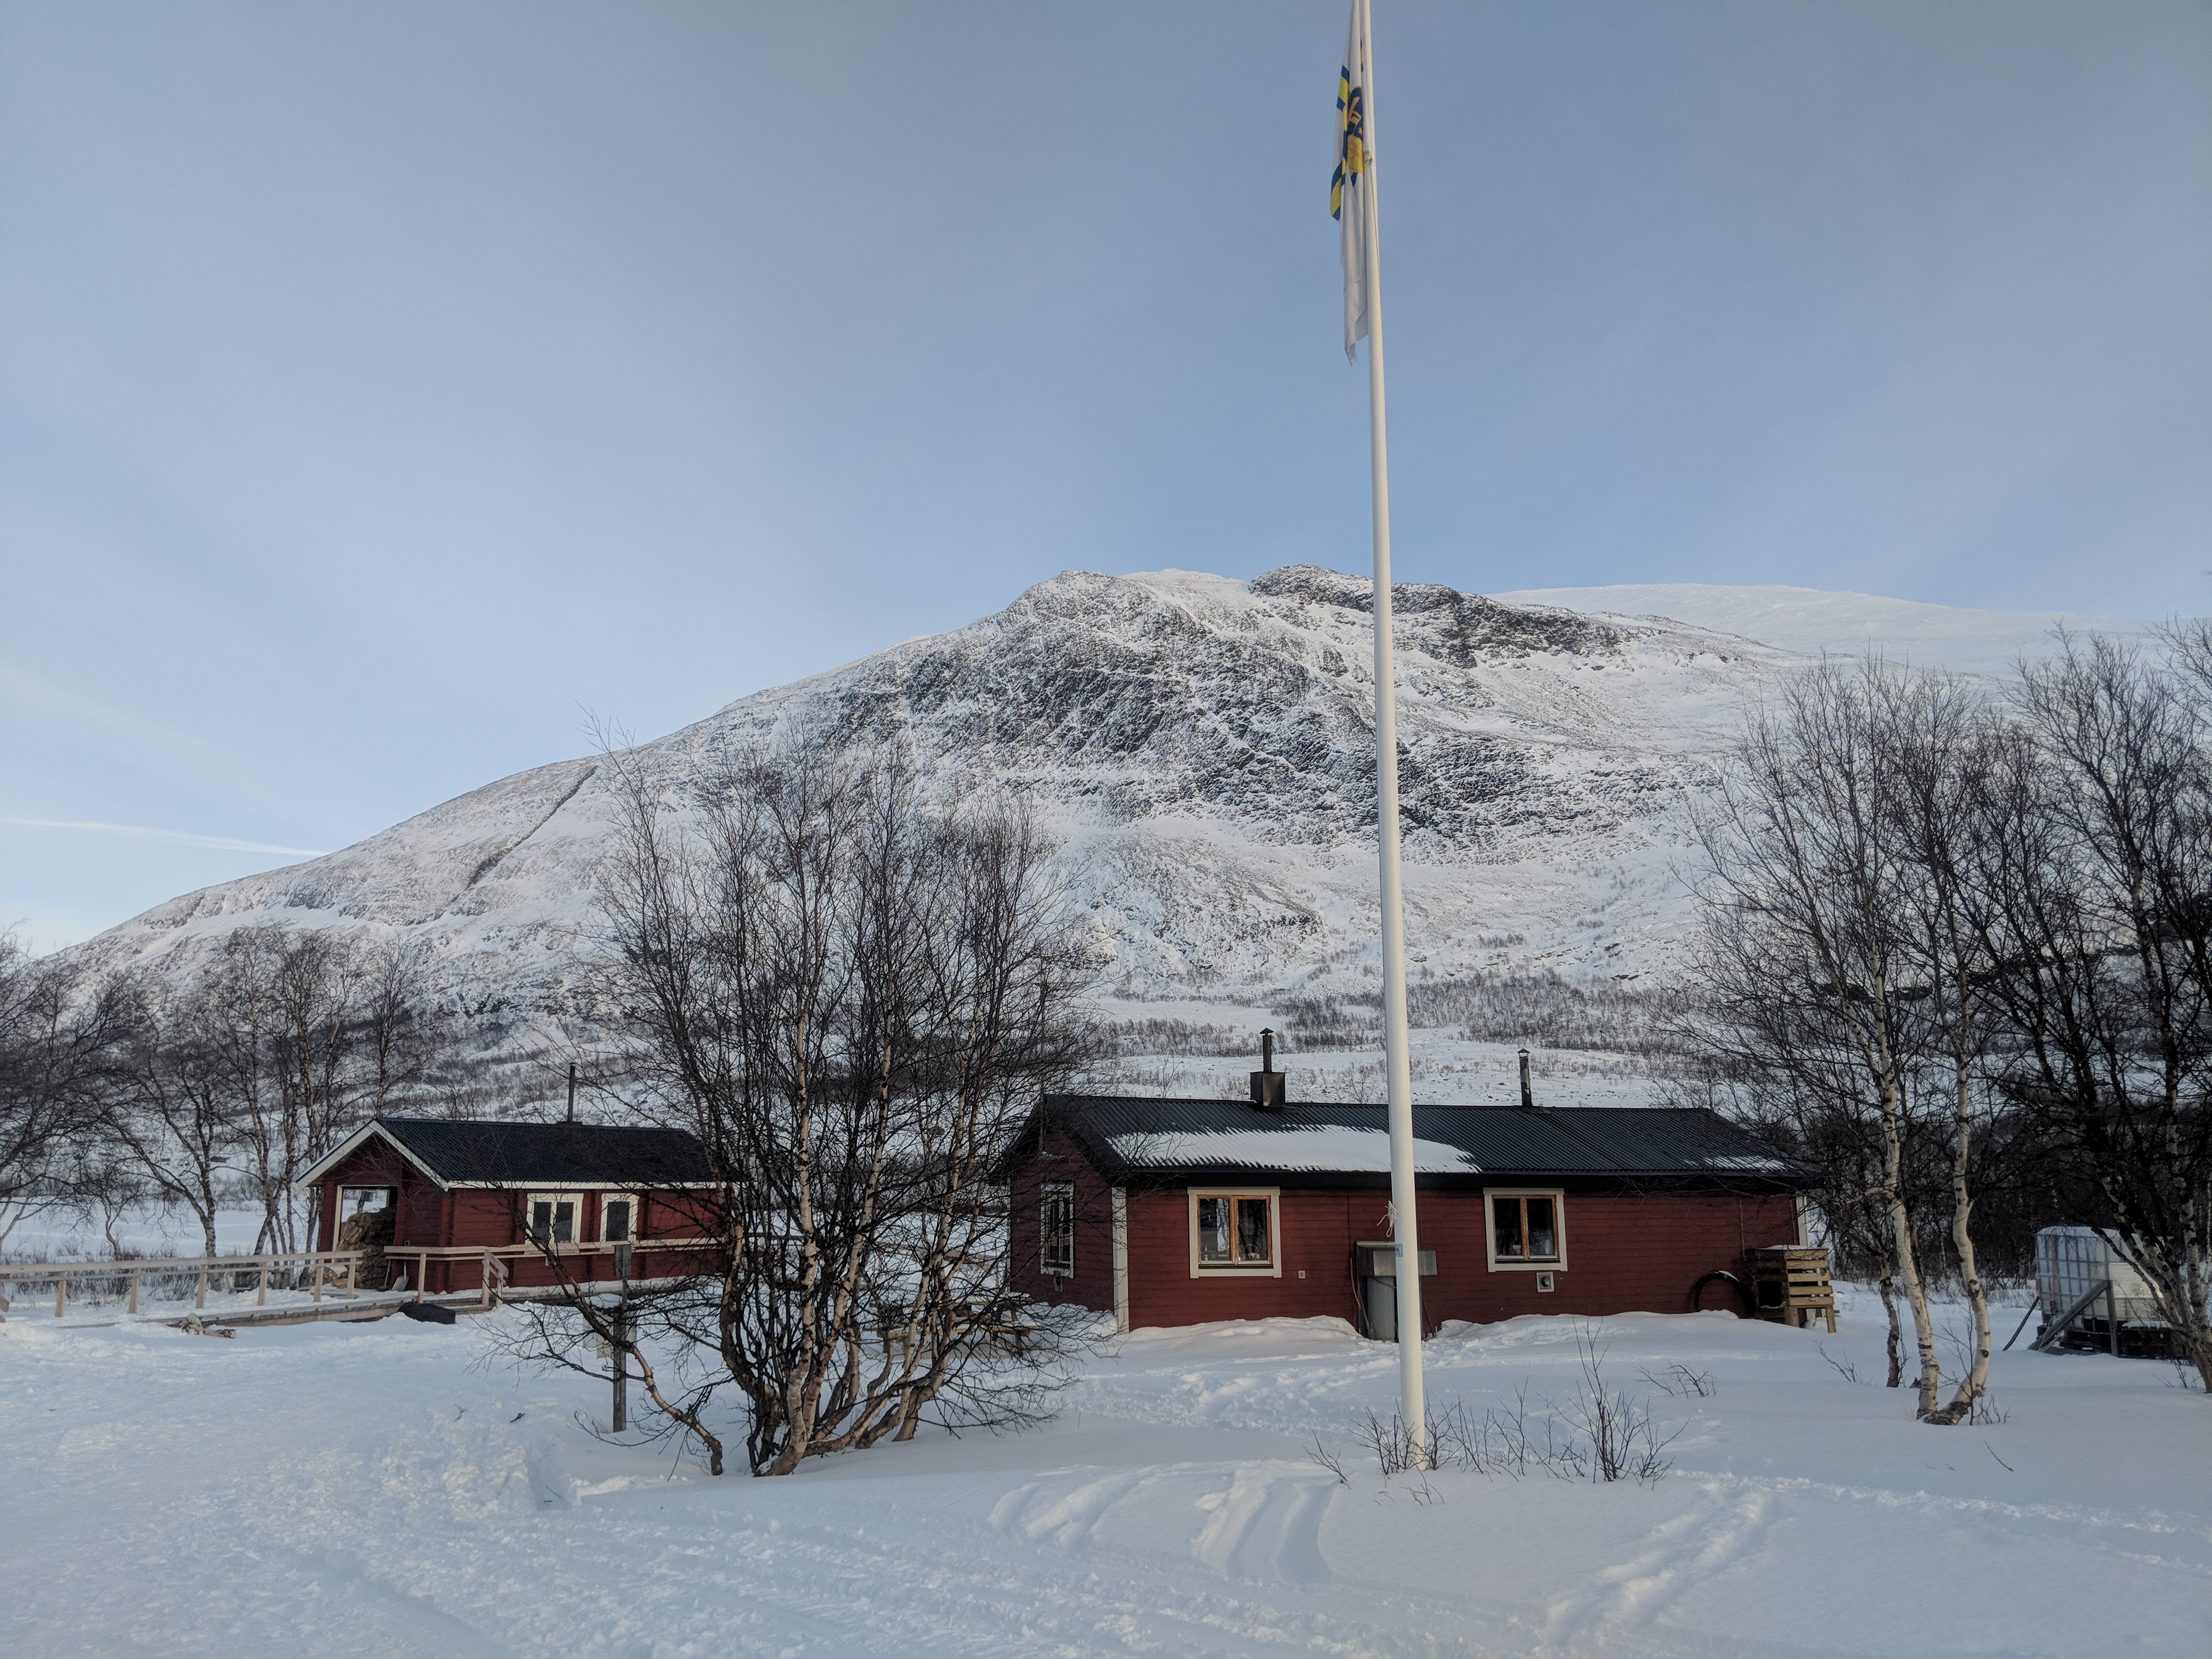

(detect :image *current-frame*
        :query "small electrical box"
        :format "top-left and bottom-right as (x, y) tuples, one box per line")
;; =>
(1356, 1244), (1436, 1278)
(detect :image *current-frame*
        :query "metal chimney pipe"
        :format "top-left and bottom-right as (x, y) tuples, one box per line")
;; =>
(567, 1063), (577, 1124)
(1251, 1028), (1285, 1108)
(1519, 1048), (1534, 1110)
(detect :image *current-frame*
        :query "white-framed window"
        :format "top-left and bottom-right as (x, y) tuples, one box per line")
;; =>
(1041, 1182), (1074, 1277)
(600, 1193), (639, 1244)
(1188, 1188), (1282, 1278)
(527, 1192), (583, 1245)
(1486, 1188), (1567, 1271)
(340, 1186), (392, 1218)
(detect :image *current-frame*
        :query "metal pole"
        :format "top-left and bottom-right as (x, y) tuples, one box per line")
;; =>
(611, 1300), (630, 1434)
(1356, 0), (1426, 1457)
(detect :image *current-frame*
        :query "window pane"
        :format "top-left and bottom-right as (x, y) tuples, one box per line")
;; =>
(553, 1201), (574, 1244)
(1042, 1186), (1073, 1273)
(1198, 1197), (1231, 1261)
(604, 1200), (631, 1243)
(532, 1200), (554, 1241)
(1494, 1197), (1524, 1259)
(1527, 1197), (1556, 1260)
(1235, 1198), (1270, 1263)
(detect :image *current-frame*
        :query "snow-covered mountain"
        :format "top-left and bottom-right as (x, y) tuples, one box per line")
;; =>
(63, 568), (2145, 1077)
(1495, 583), (2151, 678)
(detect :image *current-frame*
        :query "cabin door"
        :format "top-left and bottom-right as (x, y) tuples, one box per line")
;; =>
(1364, 1271), (1398, 1342)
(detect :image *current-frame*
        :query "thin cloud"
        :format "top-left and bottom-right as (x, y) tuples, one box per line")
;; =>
(3, 818), (330, 858)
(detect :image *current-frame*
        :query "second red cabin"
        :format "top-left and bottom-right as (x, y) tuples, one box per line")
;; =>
(300, 1117), (722, 1295)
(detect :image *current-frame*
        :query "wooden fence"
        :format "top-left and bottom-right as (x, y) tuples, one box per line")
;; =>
(0, 1250), (364, 1318)
(386, 1237), (712, 1300)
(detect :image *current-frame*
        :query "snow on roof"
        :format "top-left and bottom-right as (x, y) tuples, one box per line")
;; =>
(1699, 1154), (1794, 1173)
(1043, 1096), (1813, 1186)
(1106, 1124), (1480, 1175)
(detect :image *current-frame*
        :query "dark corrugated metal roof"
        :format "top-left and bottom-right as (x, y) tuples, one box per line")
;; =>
(375, 1118), (714, 1188)
(1037, 1096), (1809, 1187)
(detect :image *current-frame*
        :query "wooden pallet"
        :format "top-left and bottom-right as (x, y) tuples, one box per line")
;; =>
(1746, 1246), (1837, 1332)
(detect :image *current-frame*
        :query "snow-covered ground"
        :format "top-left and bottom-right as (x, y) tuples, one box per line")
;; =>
(4, 1290), (2202, 1656)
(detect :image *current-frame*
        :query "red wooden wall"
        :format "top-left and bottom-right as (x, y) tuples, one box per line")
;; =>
(1123, 1186), (1796, 1331)
(308, 1138), (723, 1294)
(1009, 1129), (1799, 1332)
(1006, 1125), (1120, 1316)
(311, 1139), (445, 1261)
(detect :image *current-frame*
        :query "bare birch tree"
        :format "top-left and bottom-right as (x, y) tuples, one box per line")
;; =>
(0, 937), (135, 1251)
(105, 930), (439, 1259)
(1693, 660), (1946, 1416)
(1696, 636), (2212, 1399)
(1971, 636), (2212, 1390)
(580, 739), (1100, 1475)
(1884, 676), (2002, 1420)
(106, 991), (245, 1259)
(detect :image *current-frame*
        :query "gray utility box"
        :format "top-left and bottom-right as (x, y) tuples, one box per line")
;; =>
(1355, 1242), (1436, 1343)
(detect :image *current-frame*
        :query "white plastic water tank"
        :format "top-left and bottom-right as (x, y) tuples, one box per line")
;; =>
(2035, 1226), (2160, 1324)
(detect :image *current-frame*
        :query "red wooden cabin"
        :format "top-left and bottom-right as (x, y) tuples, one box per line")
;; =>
(301, 1117), (722, 1295)
(1005, 1094), (1812, 1336)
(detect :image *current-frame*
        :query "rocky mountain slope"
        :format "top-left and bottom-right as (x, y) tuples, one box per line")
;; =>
(61, 567), (2131, 1078)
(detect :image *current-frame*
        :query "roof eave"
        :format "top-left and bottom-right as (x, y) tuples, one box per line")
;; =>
(1093, 1163), (1814, 1190)
(442, 1180), (726, 1190)
(295, 1120), (452, 1192)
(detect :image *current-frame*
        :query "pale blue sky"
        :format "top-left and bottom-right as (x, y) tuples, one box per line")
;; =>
(4, 1), (2208, 951)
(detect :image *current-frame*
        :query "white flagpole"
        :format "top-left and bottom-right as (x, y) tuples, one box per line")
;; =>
(1355, 0), (1427, 1458)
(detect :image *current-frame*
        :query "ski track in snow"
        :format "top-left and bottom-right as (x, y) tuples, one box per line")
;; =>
(3, 1294), (2205, 1657)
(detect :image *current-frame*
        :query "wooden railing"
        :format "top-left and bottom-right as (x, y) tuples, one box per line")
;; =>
(387, 1237), (713, 1302)
(0, 1250), (363, 1319)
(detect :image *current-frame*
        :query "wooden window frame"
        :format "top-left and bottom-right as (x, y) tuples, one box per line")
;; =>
(1187, 1188), (1282, 1278)
(598, 1192), (641, 1245)
(1484, 1188), (1567, 1272)
(526, 1190), (584, 1246)
(339, 1185), (393, 1220)
(1040, 1182), (1075, 1277)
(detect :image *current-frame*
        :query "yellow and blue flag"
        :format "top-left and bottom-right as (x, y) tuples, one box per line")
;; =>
(1333, 0), (1371, 361)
